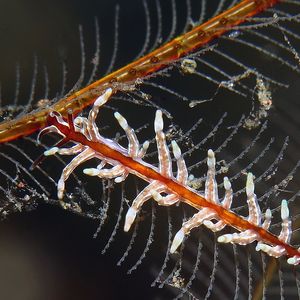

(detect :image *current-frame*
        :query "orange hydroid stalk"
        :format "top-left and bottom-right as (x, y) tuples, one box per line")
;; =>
(0, 0), (279, 143)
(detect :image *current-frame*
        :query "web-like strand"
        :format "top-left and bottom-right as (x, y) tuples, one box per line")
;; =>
(0, 0), (279, 143)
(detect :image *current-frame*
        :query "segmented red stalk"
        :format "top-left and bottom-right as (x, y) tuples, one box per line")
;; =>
(0, 0), (279, 143)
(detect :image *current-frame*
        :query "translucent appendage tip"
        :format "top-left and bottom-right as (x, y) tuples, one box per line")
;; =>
(94, 88), (112, 106)
(114, 112), (128, 130)
(223, 177), (231, 190)
(124, 207), (137, 232)
(218, 234), (231, 243)
(287, 256), (300, 265)
(83, 168), (100, 176)
(151, 190), (162, 202)
(171, 140), (181, 159)
(143, 140), (149, 150)
(207, 149), (215, 168)
(203, 220), (213, 229)
(57, 179), (65, 200)
(44, 147), (59, 156)
(246, 172), (254, 196)
(170, 229), (185, 253)
(255, 243), (269, 253)
(281, 199), (289, 220)
(154, 110), (163, 132)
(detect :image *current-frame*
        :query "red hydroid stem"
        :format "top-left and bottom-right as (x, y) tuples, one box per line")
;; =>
(51, 112), (300, 261)
(0, 0), (279, 143)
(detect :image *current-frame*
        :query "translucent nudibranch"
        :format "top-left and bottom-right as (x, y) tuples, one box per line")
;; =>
(40, 88), (300, 265)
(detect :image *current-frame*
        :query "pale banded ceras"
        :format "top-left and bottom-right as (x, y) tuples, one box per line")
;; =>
(40, 88), (300, 265)
(41, 88), (149, 201)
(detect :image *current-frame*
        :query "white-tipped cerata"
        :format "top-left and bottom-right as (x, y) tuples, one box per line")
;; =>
(223, 177), (231, 190)
(142, 140), (149, 151)
(261, 208), (272, 230)
(281, 199), (289, 220)
(151, 190), (163, 202)
(255, 243), (262, 252)
(265, 208), (272, 219)
(114, 176), (124, 183)
(203, 220), (214, 230)
(44, 147), (59, 156)
(83, 168), (100, 176)
(154, 110), (163, 133)
(171, 140), (181, 160)
(287, 256), (300, 265)
(124, 207), (137, 232)
(255, 243), (269, 253)
(207, 149), (215, 168)
(218, 234), (232, 243)
(138, 140), (149, 158)
(114, 112), (128, 130)
(170, 229), (185, 253)
(94, 88), (112, 107)
(57, 179), (65, 200)
(246, 172), (255, 197)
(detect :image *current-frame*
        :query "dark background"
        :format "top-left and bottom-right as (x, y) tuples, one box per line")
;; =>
(0, 0), (300, 299)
